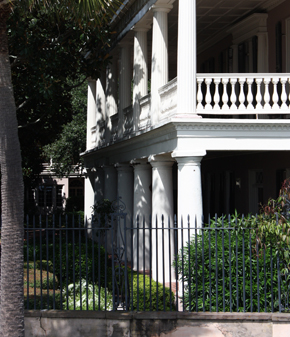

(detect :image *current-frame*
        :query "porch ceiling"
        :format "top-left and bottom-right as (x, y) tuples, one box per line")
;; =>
(112, 0), (286, 82)
(160, 0), (285, 77)
(196, 0), (282, 43)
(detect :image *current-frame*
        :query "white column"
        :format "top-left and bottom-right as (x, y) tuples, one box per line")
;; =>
(86, 79), (96, 149)
(116, 164), (134, 262)
(103, 165), (117, 254)
(151, 3), (173, 125)
(133, 25), (149, 132)
(118, 42), (132, 138)
(94, 168), (104, 203)
(106, 54), (118, 143)
(132, 159), (152, 271)
(103, 165), (117, 201)
(84, 169), (95, 232)
(149, 155), (175, 284)
(257, 32), (268, 72)
(172, 151), (206, 244)
(96, 72), (106, 146)
(90, 168), (104, 241)
(177, 0), (198, 116)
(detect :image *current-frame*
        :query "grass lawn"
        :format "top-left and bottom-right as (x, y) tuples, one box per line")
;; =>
(24, 261), (61, 310)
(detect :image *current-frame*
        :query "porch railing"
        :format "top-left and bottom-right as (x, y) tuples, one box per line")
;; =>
(197, 74), (290, 115)
(8, 212), (289, 312)
(89, 74), (290, 148)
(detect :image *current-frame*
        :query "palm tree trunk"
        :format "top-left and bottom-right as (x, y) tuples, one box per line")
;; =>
(0, 3), (24, 337)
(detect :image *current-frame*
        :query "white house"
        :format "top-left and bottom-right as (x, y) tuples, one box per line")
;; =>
(82, 0), (290, 278)
(25, 163), (84, 214)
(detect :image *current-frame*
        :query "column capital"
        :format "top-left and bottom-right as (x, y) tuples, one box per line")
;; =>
(115, 162), (133, 172)
(87, 77), (96, 83)
(131, 160), (151, 173)
(118, 39), (133, 48)
(102, 164), (116, 171)
(132, 22), (151, 32)
(152, 0), (174, 13)
(172, 150), (206, 157)
(131, 158), (148, 165)
(148, 154), (175, 167)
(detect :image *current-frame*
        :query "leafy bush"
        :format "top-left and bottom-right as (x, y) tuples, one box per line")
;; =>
(176, 213), (290, 312)
(24, 238), (112, 290)
(62, 279), (113, 311)
(127, 271), (175, 311)
(25, 293), (61, 310)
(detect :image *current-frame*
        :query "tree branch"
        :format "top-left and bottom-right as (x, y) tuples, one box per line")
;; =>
(16, 97), (32, 111)
(18, 111), (46, 129)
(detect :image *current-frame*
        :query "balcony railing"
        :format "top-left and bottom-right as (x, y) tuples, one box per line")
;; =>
(90, 74), (290, 148)
(197, 74), (290, 115)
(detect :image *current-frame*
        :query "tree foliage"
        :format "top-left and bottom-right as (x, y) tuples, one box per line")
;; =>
(7, 4), (114, 183)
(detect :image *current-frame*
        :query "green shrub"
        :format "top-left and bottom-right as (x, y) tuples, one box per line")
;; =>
(176, 214), (289, 312)
(62, 279), (113, 310)
(24, 239), (112, 290)
(25, 293), (61, 310)
(127, 271), (175, 311)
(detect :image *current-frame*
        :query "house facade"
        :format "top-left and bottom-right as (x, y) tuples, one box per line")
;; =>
(25, 163), (84, 214)
(82, 0), (290, 275)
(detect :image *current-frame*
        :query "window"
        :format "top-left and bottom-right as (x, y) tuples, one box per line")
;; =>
(286, 18), (290, 72)
(69, 179), (84, 197)
(252, 36), (258, 73)
(56, 186), (63, 207)
(249, 170), (263, 214)
(276, 21), (282, 73)
(38, 186), (45, 207)
(38, 185), (53, 207)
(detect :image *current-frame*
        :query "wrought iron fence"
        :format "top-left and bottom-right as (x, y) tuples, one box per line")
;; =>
(1, 211), (289, 312)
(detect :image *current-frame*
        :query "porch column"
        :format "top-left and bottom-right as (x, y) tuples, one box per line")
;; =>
(149, 155), (175, 283)
(151, 2), (173, 125)
(103, 165), (117, 201)
(172, 151), (206, 244)
(106, 54), (118, 143)
(103, 165), (118, 254)
(131, 159), (152, 271)
(116, 164), (134, 262)
(118, 42), (132, 138)
(94, 168), (104, 204)
(86, 79), (96, 149)
(84, 169), (95, 232)
(177, 0), (198, 116)
(96, 72), (106, 146)
(133, 24), (149, 132)
(257, 32), (268, 72)
(89, 168), (104, 240)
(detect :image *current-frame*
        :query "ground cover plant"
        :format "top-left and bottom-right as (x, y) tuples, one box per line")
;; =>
(63, 279), (113, 311)
(23, 231), (175, 311)
(23, 261), (61, 310)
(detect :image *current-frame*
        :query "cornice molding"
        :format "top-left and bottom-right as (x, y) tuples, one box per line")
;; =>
(172, 120), (290, 133)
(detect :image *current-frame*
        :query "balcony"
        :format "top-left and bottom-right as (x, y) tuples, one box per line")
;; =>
(90, 73), (290, 148)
